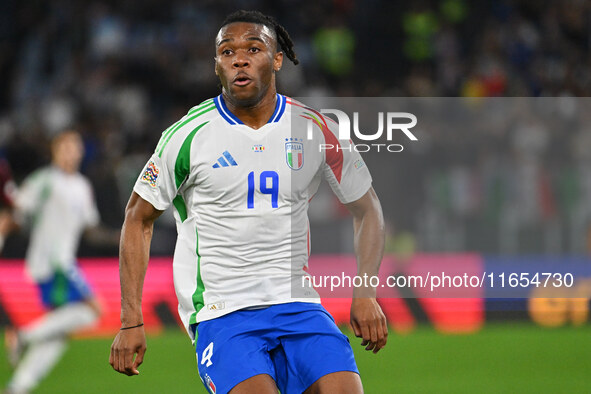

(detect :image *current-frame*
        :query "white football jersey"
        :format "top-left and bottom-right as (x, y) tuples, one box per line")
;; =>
(16, 166), (100, 281)
(134, 94), (372, 339)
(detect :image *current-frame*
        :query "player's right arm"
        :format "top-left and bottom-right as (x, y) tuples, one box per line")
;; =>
(110, 109), (198, 374)
(109, 192), (163, 376)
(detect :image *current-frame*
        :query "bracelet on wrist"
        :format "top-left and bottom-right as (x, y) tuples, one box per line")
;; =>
(120, 323), (144, 330)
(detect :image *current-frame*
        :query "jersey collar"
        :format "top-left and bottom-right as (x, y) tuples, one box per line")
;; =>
(214, 94), (286, 126)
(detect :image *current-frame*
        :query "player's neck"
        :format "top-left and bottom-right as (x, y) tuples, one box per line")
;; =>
(222, 87), (278, 130)
(52, 160), (78, 174)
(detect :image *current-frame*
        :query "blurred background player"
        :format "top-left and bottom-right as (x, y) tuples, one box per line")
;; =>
(0, 157), (17, 254)
(3, 130), (115, 394)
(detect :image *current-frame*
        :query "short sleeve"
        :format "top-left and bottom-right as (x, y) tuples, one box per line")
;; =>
(15, 169), (46, 216)
(133, 151), (178, 211)
(323, 137), (372, 204)
(133, 109), (209, 211)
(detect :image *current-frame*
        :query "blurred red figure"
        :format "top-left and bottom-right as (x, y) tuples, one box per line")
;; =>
(0, 158), (16, 253)
(0, 158), (15, 208)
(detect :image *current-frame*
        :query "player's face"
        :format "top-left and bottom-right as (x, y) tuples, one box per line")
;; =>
(215, 22), (283, 106)
(52, 132), (84, 173)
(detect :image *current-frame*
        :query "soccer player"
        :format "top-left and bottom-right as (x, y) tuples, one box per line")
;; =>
(110, 10), (387, 393)
(4, 131), (103, 394)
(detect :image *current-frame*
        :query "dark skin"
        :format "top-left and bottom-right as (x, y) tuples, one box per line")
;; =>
(109, 22), (388, 393)
(215, 22), (283, 129)
(109, 192), (161, 376)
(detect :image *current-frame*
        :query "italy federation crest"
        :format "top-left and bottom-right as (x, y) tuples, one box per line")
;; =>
(285, 139), (304, 170)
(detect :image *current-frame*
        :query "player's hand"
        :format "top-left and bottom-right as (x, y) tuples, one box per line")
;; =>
(109, 326), (147, 376)
(350, 298), (388, 354)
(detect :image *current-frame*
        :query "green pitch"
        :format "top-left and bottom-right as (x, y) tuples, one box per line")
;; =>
(1, 324), (589, 393)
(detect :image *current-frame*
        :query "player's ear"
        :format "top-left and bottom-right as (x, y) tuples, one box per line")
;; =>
(214, 57), (219, 76)
(273, 51), (283, 72)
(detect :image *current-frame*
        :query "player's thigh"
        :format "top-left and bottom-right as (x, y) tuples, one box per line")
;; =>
(304, 371), (363, 394)
(39, 266), (94, 308)
(279, 331), (359, 393)
(229, 373), (279, 394)
(63, 264), (94, 301)
(276, 308), (359, 393)
(195, 315), (278, 394)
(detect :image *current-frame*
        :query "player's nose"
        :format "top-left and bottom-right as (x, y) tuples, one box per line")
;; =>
(232, 53), (250, 68)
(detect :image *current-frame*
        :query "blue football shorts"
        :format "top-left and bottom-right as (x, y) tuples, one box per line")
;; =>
(194, 302), (359, 394)
(37, 265), (93, 308)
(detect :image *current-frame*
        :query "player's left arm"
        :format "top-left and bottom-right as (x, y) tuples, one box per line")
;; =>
(345, 187), (388, 353)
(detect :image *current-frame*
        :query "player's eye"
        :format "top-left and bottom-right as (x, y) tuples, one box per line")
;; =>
(221, 49), (233, 56)
(249, 47), (260, 53)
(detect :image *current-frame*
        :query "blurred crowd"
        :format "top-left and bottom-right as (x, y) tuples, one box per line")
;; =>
(0, 0), (590, 255)
(394, 97), (591, 255)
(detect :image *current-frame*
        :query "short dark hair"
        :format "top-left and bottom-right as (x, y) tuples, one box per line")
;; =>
(220, 10), (299, 65)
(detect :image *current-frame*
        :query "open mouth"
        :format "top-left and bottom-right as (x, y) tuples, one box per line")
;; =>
(233, 75), (252, 86)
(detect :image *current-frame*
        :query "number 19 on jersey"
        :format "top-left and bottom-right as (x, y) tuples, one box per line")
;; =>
(247, 171), (279, 209)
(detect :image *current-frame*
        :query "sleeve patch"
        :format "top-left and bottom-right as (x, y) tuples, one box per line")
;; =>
(141, 161), (160, 187)
(354, 159), (365, 170)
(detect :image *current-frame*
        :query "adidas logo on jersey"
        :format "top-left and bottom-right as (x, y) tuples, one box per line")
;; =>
(207, 301), (225, 311)
(212, 150), (238, 168)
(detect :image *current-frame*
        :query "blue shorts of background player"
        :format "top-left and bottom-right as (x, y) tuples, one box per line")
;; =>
(194, 302), (359, 394)
(37, 265), (93, 309)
